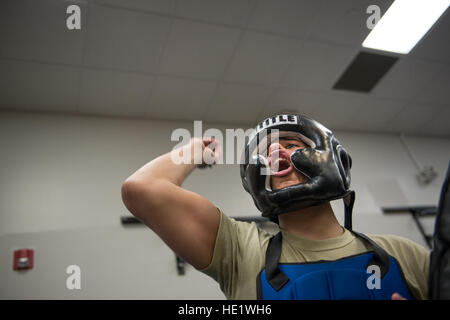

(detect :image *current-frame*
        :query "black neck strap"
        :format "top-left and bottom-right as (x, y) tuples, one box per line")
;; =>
(344, 191), (355, 231)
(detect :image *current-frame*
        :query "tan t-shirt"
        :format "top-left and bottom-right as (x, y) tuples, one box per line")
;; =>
(201, 210), (430, 300)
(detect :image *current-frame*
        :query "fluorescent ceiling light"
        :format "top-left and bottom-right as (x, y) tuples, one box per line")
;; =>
(362, 0), (449, 54)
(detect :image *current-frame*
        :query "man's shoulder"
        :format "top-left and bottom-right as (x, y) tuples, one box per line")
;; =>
(220, 212), (273, 246)
(366, 233), (430, 264)
(368, 234), (428, 252)
(365, 233), (430, 299)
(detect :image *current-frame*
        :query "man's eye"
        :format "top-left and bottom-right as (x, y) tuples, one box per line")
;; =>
(286, 144), (298, 149)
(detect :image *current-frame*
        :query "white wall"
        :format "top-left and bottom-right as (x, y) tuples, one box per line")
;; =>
(0, 111), (449, 299)
(0, 226), (224, 299)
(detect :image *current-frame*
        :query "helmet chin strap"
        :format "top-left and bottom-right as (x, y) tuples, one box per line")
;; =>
(344, 191), (355, 231)
(270, 192), (355, 228)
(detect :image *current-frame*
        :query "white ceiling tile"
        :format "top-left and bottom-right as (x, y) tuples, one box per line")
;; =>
(159, 19), (241, 79)
(93, 0), (176, 14)
(147, 76), (217, 120)
(248, 0), (321, 38)
(349, 98), (407, 132)
(281, 41), (357, 91)
(308, 0), (394, 46)
(312, 90), (369, 131)
(418, 107), (450, 137)
(0, 59), (80, 112)
(176, 0), (256, 27)
(261, 89), (323, 120)
(372, 57), (443, 101)
(224, 31), (300, 86)
(204, 83), (271, 125)
(0, 0), (447, 139)
(414, 65), (450, 107)
(384, 103), (443, 135)
(84, 4), (171, 73)
(259, 89), (365, 132)
(0, 0), (85, 64)
(79, 68), (153, 117)
(411, 10), (450, 64)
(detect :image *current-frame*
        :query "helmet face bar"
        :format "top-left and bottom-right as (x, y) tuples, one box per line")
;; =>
(240, 114), (353, 219)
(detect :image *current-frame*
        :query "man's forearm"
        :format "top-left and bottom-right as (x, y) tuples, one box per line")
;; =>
(128, 147), (196, 187)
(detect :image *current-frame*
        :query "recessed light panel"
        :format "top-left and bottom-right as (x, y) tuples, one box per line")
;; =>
(362, 0), (449, 54)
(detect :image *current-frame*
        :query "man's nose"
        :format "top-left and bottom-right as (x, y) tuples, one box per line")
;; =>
(268, 142), (284, 155)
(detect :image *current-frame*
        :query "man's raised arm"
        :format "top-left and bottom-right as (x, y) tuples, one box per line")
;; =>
(121, 138), (220, 270)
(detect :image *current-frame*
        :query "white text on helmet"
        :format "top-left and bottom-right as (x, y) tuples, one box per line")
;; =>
(256, 115), (298, 133)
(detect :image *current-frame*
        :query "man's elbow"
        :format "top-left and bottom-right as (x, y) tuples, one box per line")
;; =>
(121, 178), (141, 215)
(121, 178), (163, 217)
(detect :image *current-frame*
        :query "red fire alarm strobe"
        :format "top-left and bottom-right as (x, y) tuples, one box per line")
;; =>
(13, 249), (34, 270)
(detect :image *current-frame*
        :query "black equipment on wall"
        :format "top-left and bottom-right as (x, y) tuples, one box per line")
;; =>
(121, 215), (269, 275)
(382, 206), (437, 249)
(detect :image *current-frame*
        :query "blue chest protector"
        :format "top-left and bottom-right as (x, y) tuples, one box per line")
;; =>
(257, 231), (415, 300)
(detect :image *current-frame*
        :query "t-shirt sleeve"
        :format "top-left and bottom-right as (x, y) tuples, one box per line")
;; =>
(199, 209), (251, 298)
(370, 234), (430, 299)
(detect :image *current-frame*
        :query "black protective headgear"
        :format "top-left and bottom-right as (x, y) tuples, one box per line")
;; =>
(429, 161), (450, 299)
(240, 114), (354, 227)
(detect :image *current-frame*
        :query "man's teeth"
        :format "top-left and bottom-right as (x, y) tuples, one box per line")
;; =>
(272, 158), (288, 171)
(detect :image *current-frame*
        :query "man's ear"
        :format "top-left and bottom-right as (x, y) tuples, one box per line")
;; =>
(336, 146), (351, 189)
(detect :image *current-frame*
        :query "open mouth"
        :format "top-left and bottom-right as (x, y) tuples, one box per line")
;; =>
(268, 150), (293, 177)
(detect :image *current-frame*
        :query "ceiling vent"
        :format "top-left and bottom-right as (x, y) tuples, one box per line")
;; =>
(333, 51), (399, 93)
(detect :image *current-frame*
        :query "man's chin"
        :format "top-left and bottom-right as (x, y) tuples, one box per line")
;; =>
(272, 178), (301, 191)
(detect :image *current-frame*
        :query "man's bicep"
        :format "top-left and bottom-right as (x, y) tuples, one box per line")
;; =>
(131, 180), (221, 270)
(200, 212), (242, 298)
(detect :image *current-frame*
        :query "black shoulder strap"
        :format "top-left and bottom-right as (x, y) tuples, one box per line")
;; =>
(264, 232), (289, 291)
(352, 231), (390, 278)
(343, 191), (390, 277)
